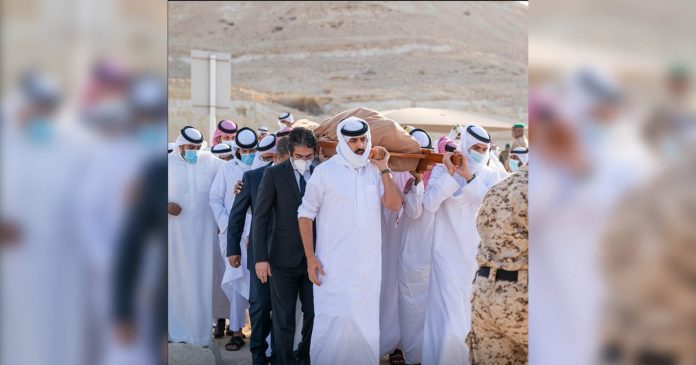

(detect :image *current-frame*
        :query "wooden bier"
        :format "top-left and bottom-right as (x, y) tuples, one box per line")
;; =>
(317, 140), (458, 173)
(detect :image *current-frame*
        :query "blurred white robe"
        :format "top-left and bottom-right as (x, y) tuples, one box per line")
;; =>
(1, 114), (88, 365)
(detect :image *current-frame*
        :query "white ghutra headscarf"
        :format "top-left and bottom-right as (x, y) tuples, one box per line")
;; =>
(460, 124), (491, 173)
(335, 117), (372, 169)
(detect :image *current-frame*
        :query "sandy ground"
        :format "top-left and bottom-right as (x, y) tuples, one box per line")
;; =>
(168, 1), (527, 141)
(168, 337), (394, 365)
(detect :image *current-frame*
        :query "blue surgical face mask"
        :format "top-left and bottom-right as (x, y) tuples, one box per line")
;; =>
(509, 159), (520, 172)
(136, 123), (166, 147)
(222, 140), (235, 147)
(184, 149), (199, 164)
(25, 117), (54, 144)
(467, 150), (484, 165)
(241, 153), (256, 166)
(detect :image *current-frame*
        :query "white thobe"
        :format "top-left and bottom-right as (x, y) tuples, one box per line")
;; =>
(209, 158), (252, 329)
(421, 164), (503, 365)
(529, 154), (649, 365)
(298, 156), (385, 365)
(379, 171), (411, 356)
(168, 150), (222, 346)
(75, 137), (153, 363)
(398, 181), (436, 364)
(1, 122), (88, 365)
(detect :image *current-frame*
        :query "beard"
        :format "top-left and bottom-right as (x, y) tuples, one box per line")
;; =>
(355, 148), (365, 155)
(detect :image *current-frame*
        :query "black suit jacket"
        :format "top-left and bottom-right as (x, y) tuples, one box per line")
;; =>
(227, 163), (271, 269)
(114, 157), (167, 335)
(252, 159), (313, 269)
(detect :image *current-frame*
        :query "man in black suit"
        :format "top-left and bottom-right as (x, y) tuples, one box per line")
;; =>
(113, 157), (167, 365)
(252, 127), (317, 365)
(227, 137), (290, 364)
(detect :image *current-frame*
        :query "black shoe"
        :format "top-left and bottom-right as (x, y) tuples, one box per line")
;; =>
(294, 350), (310, 365)
(213, 319), (226, 338)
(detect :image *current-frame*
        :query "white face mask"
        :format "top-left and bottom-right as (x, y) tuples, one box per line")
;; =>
(291, 158), (310, 174)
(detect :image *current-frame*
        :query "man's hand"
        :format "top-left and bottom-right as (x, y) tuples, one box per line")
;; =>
(168, 202), (182, 216)
(409, 171), (423, 185)
(369, 146), (390, 171)
(228, 255), (241, 268)
(318, 146), (329, 163)
(255, 262), (272, 284)
(113, 321), (137, 345)
(307, 256), (325, 286)
(234, 180), (244, 195)
(0, 220), (22, 247)
(442, 152), (456, 176)
(454, 153), (473, 181)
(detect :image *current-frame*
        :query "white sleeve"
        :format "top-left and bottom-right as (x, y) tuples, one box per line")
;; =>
(297, 166), (325, 220)
(423, 167), (460, 213)
(403, 181), (424, 219)
(208, 167), (229, 231)
(453, 170), (502, 206)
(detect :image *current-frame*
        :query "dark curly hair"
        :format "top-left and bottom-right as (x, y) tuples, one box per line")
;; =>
(287, 127), (318, 154)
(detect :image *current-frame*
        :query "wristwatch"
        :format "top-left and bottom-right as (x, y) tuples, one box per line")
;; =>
(380, 168), (392, 176)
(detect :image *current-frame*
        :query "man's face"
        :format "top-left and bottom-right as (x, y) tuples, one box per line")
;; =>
(220, 155), (233, 161)
(346, 135), (368, 155)
(591, 103), (619, 125)
(260, 152), (275, 162)
(258, 132), (269, 140)
(292, 145), (315, 161)
(21, 103), (56, 124)
(512, 127), (524, 138)
(220, 134), (236, 142)
(469, 143), (489, 155)
(179, 143), (201, 157)
(239, 147), (256, 156)
(510, 155), (521, 163)
(274, 153), (290, 165)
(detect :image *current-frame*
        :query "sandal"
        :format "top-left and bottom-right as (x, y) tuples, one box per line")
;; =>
(389, 349), (405, 365)
(224, 335), (245, 351)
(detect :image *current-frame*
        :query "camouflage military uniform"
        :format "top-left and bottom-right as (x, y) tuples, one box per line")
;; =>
(467, 168), (528, 365)
(600, 155), (696, 365)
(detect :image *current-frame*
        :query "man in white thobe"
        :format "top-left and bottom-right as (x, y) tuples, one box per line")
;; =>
(209, 127), (258, 346)
(297, 117), (403, 365)
(168, 126), (224, 346)
(421, 124), (504, 365)
(379, 170), (410, 364)
(1, 71), (87, 365)
(397, 128), (437, 365)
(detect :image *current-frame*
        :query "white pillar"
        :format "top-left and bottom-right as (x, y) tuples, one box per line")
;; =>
(209, 54), (217, 144)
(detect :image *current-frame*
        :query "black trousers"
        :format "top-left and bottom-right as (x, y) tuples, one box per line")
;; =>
(270, 265), (314, 365)
(249, 266), (275, 365)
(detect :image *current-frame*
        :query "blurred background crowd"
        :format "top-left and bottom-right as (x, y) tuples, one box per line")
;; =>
(1, 0), (166, 364)
(529, 0), (696, 364)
